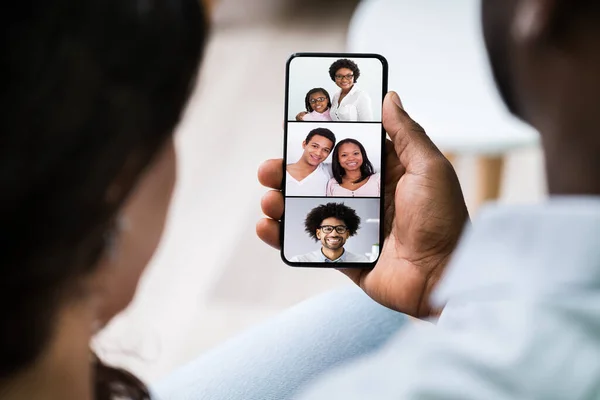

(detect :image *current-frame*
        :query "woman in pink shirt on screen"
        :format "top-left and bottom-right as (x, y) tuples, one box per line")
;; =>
(296, 88), (333, 122)
(327, 138), (380, 197)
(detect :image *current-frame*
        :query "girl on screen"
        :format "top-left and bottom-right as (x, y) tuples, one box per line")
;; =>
(327, 138), (380, 197)
(296, 88), (333, 121)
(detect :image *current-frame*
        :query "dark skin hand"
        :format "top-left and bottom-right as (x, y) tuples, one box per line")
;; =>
(257, 92), (469, 318)
(296, 111), (307, 121)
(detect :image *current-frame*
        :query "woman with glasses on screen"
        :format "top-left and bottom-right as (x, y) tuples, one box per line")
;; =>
(327, 139), (381, 197)
(328, 59), (374, 122)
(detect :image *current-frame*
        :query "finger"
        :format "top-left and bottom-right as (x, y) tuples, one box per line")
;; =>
(384, 139), (405, 184)
(258, 159), (284, 190)
(261, 190), (284, 220)
(383, 92), (444, 170)
(256, 218), (281, 250)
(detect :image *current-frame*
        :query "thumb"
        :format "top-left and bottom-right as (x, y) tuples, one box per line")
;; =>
(383, 92), (443, 169)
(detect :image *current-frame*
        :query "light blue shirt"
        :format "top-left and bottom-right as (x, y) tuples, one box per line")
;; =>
(296, 198), (600, 399)
(290, 248), (368, 263)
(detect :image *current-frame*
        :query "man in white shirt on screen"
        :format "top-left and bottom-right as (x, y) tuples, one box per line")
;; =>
(290, 202), (368, 263)
(286, 128), (335, 197)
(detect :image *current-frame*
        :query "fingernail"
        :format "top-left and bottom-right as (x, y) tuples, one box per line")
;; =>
(391, 92), (404, 109)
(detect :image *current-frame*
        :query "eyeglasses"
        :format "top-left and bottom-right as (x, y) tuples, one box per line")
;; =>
(335, 74), (354, 81)
(309, 97), (327, 104)
(319, 225), (348, 234)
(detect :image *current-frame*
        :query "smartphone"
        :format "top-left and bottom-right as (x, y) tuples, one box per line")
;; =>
(281, 52), (388, 268)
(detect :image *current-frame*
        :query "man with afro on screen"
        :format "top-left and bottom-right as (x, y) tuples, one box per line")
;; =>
(290, 202), (369, 263)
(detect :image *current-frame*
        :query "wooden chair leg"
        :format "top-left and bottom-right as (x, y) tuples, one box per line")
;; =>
(475, 155), (504, 208)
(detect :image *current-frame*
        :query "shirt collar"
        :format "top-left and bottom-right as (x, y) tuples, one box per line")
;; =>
(432, 196), (600, 306)
(321, 248), (346, 263)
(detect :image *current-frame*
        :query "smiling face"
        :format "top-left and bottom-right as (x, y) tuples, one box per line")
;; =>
(317, 217), (349, 250)
(309, 91), (329, 113)
(337, 142), (363, 172)
(301, 135), (333, 166)
(334, 67), (355, 91)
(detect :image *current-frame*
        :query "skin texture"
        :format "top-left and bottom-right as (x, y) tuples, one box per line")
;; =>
(481, 0), (600, 195)
(1, 139), (177, 400)
(260, 0), (600, 318)
(335, 67), (355, 92)
(317, 217), (350, 261)
(258, 92), (469, 318)
(309, 92), (329, 113)
(337, 142), (368, 190)
(93, 139), (177, 325)
(296, 91), (329, 121)
(286, 135), (333, 182)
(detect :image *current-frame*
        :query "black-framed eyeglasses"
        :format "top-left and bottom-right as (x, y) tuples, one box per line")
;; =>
(309, 97), (327, 104)
(335, 73), (354, 81)
(319, 225), (348, 234)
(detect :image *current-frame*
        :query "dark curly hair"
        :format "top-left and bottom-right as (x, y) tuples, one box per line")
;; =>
(305, 127), (336, 147)
(1, 0), (207, 398)
(304, 203), (361, 241)
(329, 59), (360, 83)
(332, 139), (375, 184)
(304, 88), (331, 113)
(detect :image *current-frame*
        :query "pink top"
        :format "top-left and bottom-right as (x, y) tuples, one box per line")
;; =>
(326, 173), (381, 197)
(302, 109), (332, 121)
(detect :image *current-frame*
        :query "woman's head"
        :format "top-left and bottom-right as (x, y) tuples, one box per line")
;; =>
(329, 59), (360, 90)
(0, 0), (208, 391)
(304, 88), (331, 113)
(332, 139), (375, 184)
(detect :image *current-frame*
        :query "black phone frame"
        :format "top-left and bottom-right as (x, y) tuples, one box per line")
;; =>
(280, 52), (389, 269)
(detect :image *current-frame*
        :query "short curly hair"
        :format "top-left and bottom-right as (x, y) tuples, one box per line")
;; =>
(304, 202), (361, 241)
(329, 59), (360, 83)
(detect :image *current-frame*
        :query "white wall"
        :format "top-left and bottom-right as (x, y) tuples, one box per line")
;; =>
(283, 197), (380, 260)
(286, 122), (382, 173)
(287, 56), (384, 120)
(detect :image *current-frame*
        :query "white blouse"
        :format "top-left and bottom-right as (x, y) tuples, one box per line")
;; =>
(326, 173), (380, 197)
(330, 85), (374, 122)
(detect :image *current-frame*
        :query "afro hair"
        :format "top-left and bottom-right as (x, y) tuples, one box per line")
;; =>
(304, 202), (361, 241)
(329, 59), (360, 82)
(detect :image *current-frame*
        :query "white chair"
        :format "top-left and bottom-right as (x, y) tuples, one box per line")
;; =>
(347, 0), (539, 206)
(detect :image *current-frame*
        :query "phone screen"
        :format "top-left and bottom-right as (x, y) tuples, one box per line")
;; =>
(281, 53), (388, 267)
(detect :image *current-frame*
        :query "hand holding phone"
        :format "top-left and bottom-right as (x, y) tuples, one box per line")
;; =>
(257, 89), (469, 317)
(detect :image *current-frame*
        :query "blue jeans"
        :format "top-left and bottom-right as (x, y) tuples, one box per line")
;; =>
(151, 285), (408, 400)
